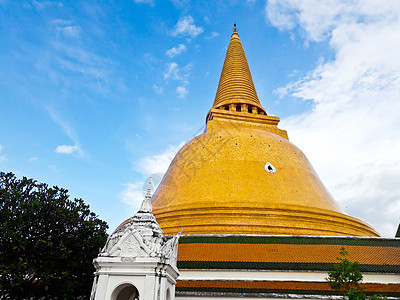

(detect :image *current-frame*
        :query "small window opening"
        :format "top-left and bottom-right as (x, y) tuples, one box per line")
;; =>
(264, 162), (276, 174)
(225, 105), (229, 111)
(248, 106), (252, 113)
(236, 104), (241, 112)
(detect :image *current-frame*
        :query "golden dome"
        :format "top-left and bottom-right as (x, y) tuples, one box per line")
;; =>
(151, 28), (379, 237)
(152, 127), (378, 236)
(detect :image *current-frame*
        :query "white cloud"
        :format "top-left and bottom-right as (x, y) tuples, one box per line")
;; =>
(52, 18), (81, 38)
(170, 0), (190, 9)
(265, 0), (297, 31)
(164, 62), (192, 80)
(51, 42), (113, 80)
(153, 84), (164, 94)
(205, 31), (219, 40)
(56, 25), (81, 38)
(164, 62), (178, 80)
(121, 143), (186, 209)
(46, 107), (78, 142)
(166, 44), (187, 57)
(163, 62), (191, 98)
(176, 85), (188, 98)
(136, 142), (186, 175)
(55, 144), (81, 155)
(47, 164), (57, 171)
(52, 19), (72, 26)
(46, 107), (84, 157)
(170, 16), (203, 39)
(119, 173), (166, 210)
(32, 33), (117, 96)
(267, 0), (400, 237)
(24, 0), (62, 10)
(120, 182), (145, 209)
(0, 145), (6, 163)
(134, 0), (154, 4)
(266, 0), (400, 42)
(28, 157), (38, 162)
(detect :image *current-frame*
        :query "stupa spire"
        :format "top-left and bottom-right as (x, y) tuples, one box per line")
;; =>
(145, 176), (152, 198)
(139, 177), (153, 213)
(212, 25), (267, 115)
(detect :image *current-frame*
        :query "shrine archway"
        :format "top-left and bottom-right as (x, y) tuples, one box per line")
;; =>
(111, 283), (139, 300)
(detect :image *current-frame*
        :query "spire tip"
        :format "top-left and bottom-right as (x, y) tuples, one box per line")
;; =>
(233, 23), (238, 33)
(145, 176), (152, 198)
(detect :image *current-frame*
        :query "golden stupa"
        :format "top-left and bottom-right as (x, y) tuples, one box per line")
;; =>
(151, 27), (379, 237)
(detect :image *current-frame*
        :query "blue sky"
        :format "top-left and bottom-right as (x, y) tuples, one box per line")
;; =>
(1, 0), (400, 237)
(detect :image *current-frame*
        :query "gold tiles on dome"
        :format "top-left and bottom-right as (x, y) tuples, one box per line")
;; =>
(152, 129), (379, 237)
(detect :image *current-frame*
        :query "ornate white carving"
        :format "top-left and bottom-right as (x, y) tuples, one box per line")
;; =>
(99, 178), (180, 261)
(120, 236), (140, 257)
(161, 232), (180, 261)
(92, 178), (180, 300)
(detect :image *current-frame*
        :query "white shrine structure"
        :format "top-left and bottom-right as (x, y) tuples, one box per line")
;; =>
(91, 179), (180, 300)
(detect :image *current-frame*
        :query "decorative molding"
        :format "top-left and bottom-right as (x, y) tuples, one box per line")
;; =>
(99, 178), (179, 260)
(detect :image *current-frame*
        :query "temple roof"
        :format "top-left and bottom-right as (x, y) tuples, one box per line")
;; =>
(175, 235), (400, 297)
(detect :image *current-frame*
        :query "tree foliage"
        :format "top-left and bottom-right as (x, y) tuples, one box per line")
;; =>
(326, 247), (386, 300)
(326, 247), (363, 295)
(0, 172), (108, 299)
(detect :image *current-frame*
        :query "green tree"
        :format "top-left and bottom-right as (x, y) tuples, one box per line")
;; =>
(0, 172), (108, 299)
(326, 247), (387, 300)
(326, 247), (363, 297)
